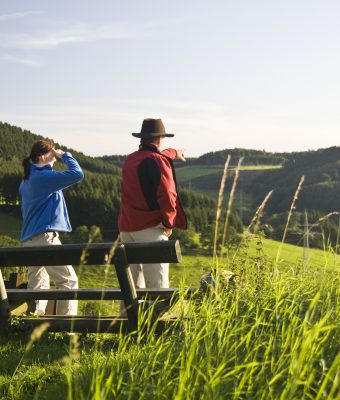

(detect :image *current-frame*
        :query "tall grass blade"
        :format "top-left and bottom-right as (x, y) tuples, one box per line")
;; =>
(220, 157), (243, 259)
(247, 190), (273, 233)
(276, 175), (304, 264)
(213, 154), (231, 266)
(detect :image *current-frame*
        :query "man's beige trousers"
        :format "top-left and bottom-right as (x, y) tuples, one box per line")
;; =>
(23, 232), (78, 315)
(120, 227), (169, 288)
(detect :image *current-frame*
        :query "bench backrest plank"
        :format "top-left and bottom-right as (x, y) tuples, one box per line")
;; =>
(0, 240), (181, 267)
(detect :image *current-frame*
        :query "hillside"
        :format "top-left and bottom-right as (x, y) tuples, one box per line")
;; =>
(2, 121), (339, 248)
(101, 146), (340, 215)
(0, 122), (122, 238)
(0, 123), (121, 176)
(0, 122), (229, 241)
(98, 148), (290, 168)
(247, 146), (340, 213)
(190, 148), (290, 166)
(179, 146), (340, 215)
(152, 147), (340, 248)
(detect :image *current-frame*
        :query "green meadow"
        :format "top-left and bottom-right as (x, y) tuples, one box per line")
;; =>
(175, 164), (282, 184)
(0, 232), (339, 399)
(0, 195), (339, 399)
(32, 235), (339, 317)
(176, 166), (224, 183)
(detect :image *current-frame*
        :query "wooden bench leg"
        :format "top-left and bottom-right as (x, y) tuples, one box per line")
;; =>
(114, 247), (139, 331)
(0, 269), (11, 330)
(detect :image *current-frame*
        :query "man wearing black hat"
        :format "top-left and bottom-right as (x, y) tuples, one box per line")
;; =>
(118, 118), (187, 292)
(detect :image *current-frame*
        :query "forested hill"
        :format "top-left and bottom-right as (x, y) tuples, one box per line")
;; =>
(0, 122), (120, 175)
(186, 147), (340, 167)
(0, 122), (121, 238)
(0, 122), (230, 241)
(189, 148), (291, 166)
(98, 148), (291, 168)
(98, 148), (327, 168)
(247, 146), (340, 214)
(3, 121), (338, 247)
(98, 145), (340, 217)
(137, 142), (339, 248)
(73, 134), (340, 240)
(169, 144), (340, 248)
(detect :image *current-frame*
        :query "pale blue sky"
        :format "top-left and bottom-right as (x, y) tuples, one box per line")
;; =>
(0, 0), (339, 156)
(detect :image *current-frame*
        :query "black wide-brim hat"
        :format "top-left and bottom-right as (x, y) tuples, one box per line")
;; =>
(132, 118), (174, 138)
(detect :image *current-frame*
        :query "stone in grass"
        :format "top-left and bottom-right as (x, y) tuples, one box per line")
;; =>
(199, 270), (238, 293)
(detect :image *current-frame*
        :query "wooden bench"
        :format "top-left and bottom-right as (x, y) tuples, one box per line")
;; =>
(0, 240), (193, 334)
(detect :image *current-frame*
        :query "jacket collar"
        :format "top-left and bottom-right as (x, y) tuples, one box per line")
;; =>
(138, 143), (161, 153)
(31, 163), (52, 171)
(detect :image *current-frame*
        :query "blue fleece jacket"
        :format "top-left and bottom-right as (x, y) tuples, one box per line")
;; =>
(19, 152), (84, 242)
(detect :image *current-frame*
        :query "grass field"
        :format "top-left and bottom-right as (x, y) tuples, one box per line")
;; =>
(175, 164), (282, 184)
(239, 164), (282, 170)
(0, 207), (339, 399)
(2, 227), (339, 315)
(241, 236), (340, 271)
(175, 165), (224, 183)
(0, 232), (339, 399)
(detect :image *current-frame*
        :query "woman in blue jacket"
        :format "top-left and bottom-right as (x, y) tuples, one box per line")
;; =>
(20, 140), (84, 316)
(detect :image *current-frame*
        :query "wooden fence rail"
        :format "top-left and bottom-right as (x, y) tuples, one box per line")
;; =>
(0, 240), (189, 334)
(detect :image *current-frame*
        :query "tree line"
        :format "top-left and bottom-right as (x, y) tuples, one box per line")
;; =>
(0, 122), (243, 247)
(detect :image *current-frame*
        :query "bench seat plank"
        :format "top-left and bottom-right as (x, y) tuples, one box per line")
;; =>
(16, 316), (179, 334)
(7, 288), (195, 301)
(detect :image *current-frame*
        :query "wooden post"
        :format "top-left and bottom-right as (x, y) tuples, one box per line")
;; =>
(0, 269), (11, 329)
(114, 246), (139, 331)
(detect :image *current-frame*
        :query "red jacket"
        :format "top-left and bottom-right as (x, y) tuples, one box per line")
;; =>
(118, 144), (187, 232)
